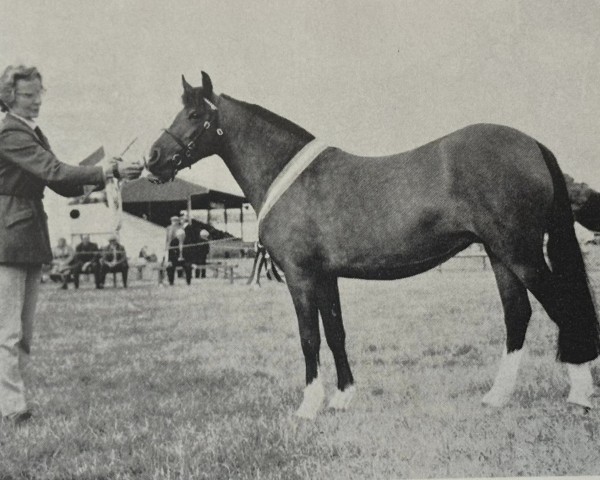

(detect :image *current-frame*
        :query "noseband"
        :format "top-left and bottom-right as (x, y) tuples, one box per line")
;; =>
(152, 98), (224, 183)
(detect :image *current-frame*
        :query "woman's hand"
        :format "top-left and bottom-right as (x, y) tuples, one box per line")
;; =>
(103, 158), (144, 181)
(117, 158), (144, 180)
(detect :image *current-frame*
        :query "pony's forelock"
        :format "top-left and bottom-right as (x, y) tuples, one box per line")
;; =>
(181, 86), (205, 108)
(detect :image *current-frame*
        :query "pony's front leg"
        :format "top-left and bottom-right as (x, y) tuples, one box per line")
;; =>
(287, 274), (325, 419)
(483, 253), (530, 407)
(317, 275), (355, 411)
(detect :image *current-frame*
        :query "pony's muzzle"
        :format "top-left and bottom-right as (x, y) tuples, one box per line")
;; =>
(145, 148), (169, 183)
(147, 148), (161, 167)
(146, 147), (167, 176)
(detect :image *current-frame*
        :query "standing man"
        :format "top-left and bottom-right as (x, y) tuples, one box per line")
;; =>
(196, 229), (210, 279)
(181, 212), (201, 279)
(164, 215), (185, 261)
(164, 215), (192, 285)
(0, 65), (143, 422)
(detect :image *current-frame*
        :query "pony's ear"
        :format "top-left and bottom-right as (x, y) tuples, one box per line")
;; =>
(201, 71), (213, 97)
(182, 75), (193, 94)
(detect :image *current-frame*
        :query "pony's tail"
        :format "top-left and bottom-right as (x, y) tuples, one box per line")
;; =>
(537, 141), (600, 363)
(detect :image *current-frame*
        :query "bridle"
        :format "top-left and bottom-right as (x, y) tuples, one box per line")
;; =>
(150, 97), (224, 183)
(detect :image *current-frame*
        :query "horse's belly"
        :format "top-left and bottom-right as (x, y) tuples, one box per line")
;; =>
(326, 235), (474, 280)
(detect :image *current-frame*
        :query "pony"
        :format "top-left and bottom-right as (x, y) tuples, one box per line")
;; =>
(146, 72), (599, 418)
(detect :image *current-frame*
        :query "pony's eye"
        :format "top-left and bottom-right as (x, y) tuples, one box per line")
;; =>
(189, 111), (202, 120)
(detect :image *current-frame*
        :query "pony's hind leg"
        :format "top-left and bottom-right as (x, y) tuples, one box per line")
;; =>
(504, 256), (596, 408)
(316, 275), (355, 411)
(483, 253), (532, 407)
(533, 141), (598, 407)
(286, 271), (325, 419)
(522, 268), (596, 408)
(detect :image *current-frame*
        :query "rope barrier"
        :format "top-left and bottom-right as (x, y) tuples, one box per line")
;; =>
(165, 237), (247, 250)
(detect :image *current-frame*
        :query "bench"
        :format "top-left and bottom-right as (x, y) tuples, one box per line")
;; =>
(199, 262), (239, 283)
(153, 262), (239, 284)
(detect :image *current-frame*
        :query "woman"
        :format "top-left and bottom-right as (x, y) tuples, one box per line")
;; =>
(0, 65), (143, 423)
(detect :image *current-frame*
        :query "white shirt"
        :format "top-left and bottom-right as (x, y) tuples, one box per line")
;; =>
(9, 112), (37, 131)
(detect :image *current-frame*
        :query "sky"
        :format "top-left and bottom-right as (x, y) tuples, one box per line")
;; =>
(1, 0), (599, 239)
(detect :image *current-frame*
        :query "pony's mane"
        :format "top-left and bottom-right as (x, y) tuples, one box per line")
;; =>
(221, 94), (314, 141)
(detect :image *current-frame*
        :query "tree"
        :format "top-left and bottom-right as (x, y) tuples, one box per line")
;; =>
(565, 174), (600, 232)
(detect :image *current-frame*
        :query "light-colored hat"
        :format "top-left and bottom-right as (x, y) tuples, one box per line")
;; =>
(200, 229), (209, 239)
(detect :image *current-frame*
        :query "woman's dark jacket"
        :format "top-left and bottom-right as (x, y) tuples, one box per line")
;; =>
(0, 114), (104, 264)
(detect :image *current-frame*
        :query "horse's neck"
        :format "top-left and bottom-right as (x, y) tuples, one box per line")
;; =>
(216, 95), (314, 212)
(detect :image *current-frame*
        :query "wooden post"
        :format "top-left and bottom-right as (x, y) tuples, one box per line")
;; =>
(240, 205), (244, 241)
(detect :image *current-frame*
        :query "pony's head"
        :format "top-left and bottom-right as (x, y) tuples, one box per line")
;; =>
(146, 71), (223, 183)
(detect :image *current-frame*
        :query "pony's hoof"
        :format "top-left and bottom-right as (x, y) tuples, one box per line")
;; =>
(567, 392), (592, 410)
(567, 362), (593, 407)
(482, 390), (510, 407)
(328, 385), (356, 411)
(295, 404), (319, 420)
(294, 379), (324, 419)
(567, 402), (591, 415)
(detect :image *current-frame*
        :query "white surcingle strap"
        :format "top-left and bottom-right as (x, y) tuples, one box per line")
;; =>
(257, 139), (329, 231)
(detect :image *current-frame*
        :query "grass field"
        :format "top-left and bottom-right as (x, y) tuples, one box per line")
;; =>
(1, 258), (600, 479)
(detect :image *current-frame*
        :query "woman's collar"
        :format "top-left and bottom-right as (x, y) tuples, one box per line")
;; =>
(8, 112), (37, 130)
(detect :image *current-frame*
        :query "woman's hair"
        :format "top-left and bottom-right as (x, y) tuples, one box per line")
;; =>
(0, 65), (43, 112)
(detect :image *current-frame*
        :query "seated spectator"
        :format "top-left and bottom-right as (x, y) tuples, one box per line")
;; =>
(135, 245), (157, 280)
(71, 234), (101, 289)
(99, 235), (129, 288)
(50, 237), (75, 289)
(137, 245), (157, 263)
(139, 245), (150, 262)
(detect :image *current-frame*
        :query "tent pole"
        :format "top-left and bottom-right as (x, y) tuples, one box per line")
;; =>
(240, 205), (244, 240)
